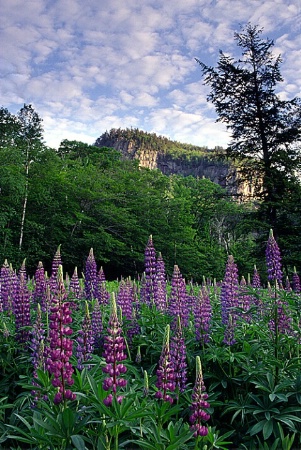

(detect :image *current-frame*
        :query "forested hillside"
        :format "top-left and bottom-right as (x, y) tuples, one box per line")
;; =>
(0, 104), (300, 282)
(95, 128), (251, 197)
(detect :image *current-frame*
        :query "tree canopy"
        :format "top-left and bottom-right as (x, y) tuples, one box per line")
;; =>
(196, 23), (301, 231)
(1, 100), (300, 281)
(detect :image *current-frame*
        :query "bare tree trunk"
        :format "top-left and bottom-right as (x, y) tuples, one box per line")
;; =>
(19, 143), (30, 252)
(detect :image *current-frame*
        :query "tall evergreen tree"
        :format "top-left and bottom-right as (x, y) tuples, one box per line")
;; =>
(196, 23), (301, 230)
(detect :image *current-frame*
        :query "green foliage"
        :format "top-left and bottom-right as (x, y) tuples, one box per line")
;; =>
(196, 23), (301, 244)
(1, 255), (301, 449)
(0, 106), (256, 280)
(95, 127), (214, 161)
(1, 103), (301, 281)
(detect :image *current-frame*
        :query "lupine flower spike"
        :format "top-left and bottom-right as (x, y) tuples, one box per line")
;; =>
(46, 265), (76, 405)
(220, 255), (239, 345)
(33, 261), (48, 312)
(168, 265), (189, 329)
(102, 293), (128, 406)
(155, 324), (175, 403)
(1, 259), (17, 313)
(190, 355), (210, 437)
(252, 265), (261, 289)
(76, 301), (94, 370)
(292, 267), (301, 293)
(142, 235), (157, 305)
(31, 303), (45, 378)
(266, 229), (283, 286)
(92, 298), (103, 350)
(154, 252), (167, 311)
(239, 276), (251, 322)
(18, 258), (27, 280)
(84, 248), (99, 301)
(98, 266), (110, 306)
(31, 303), (45, 404)
(143, 370), (149, 397)
(194, 286), (212, 344)
(69, 267), (81, 304)
(49, 245), (62, 293)
(14, 272), (31, 345)
(170, 316), (188, 393)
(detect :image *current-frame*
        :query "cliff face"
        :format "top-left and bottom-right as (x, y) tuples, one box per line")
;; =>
(94, 129), (255, 198)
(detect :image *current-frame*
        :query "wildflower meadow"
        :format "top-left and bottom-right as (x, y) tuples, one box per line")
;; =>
(1, 232), (301, 449)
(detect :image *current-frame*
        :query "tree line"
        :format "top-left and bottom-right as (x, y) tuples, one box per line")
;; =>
(0, 105), (256, 281)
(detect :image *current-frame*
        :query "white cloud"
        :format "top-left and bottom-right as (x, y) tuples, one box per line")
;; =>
(1, 0), (299, 150)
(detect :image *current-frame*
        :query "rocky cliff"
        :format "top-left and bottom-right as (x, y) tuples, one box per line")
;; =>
(94, 128), (255, 198)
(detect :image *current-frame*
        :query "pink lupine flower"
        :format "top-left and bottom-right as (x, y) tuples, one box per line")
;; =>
(102, 294), (127, 406)
(190, 356), (210, 437)
(46, 265), (76, 405)
(155, 324), (176, 404)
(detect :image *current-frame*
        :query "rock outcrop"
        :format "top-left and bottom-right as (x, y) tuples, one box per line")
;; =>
(94, 128), (256, 198)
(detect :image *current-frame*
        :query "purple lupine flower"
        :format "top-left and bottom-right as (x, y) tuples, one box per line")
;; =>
(285, 277), (292, 291)
(239, 276), (251, 322)
(49, 245), (62, 293)
(194, 286), (212, 344)
(139, 272), (146, 305)
(46, 265), (76, 405)
(190, 356), (210, 437)
(141, 235), (157, 305)
(102, 293), (128, 406)
(266, 229), (283, 285)
(98, 267), (110, 306)
(155, 324), (176, 404)
(292, 267), (301, 293)
(0, 260), (17, 313)
(220, 255), (239, 345)
(154, 281), (167, 312)
(220, 255), (239, 325)
(154, 252), (167, 311)
(84, 248), (99, 301)
(252, 265), (261, 289)
(18, 258), (27, 280)
(223, 315), (236, 346)
(187, 283), (198, 316)
(168, 265), (189, 329)
(76, 302), (94, 370)
(92, 299), (103, 350)
(251, 265), (263, 316)
(69, 267), (81, 300)
(269, 298), (293, 336)
(117, 278), (139, 343)
(30, 303), (46, 404)
(68, 267), (82, 310)
(14, 273), (31, 345)
(31, 303), (45, 378)
(170, 317), (188, 393)
(33, 261), (48, 312)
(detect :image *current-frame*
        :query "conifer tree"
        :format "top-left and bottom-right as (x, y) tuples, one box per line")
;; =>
(196, 23), (301, 229)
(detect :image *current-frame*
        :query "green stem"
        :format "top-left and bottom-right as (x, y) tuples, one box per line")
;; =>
(114, 425), (119, 450)
(274, 285), (279, 383)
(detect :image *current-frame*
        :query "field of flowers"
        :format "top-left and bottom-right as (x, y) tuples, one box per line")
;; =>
(1, 232), (301, 449)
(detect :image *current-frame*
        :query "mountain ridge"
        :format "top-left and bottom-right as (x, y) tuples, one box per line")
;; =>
(94, 128), (234, 188)
(94, 128), (254, 198)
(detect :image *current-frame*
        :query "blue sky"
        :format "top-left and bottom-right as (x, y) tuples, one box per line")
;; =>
(1, 0), (300, 149)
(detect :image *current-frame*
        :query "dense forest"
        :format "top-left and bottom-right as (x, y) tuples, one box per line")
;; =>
(0, 104), (300, 283)
(0, 105), (249, 281)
